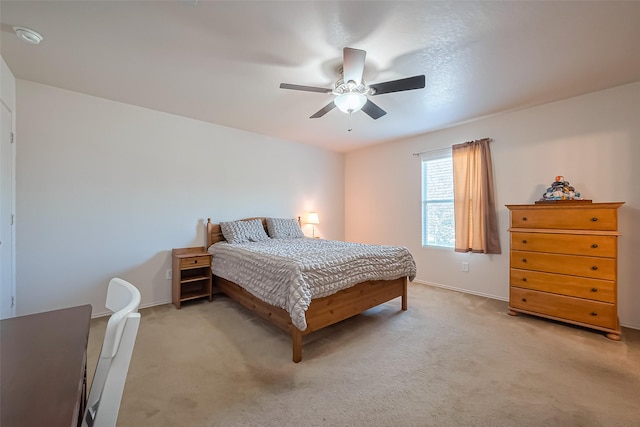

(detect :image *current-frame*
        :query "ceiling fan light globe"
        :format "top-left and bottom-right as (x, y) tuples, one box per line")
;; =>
(334, 92), (367, 114)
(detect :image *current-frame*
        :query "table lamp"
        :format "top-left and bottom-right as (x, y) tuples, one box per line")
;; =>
(307, 212), (319, 238)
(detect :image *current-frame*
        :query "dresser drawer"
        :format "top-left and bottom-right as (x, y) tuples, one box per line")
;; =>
(511, 232), (616, 257)
(510, 269), (615, 303)
(511, 250), (616, 280)
(510, 287), (617, 329)
(180, 255), (210, 269)
(510, 207), (617, 230)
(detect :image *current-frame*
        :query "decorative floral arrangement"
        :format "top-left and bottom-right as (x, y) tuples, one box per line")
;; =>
(539, 176), (584, 201)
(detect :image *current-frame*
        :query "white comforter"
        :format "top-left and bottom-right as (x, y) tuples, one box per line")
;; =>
(208, 238), (416, 331)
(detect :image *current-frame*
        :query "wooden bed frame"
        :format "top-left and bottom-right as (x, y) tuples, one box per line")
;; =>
(206, 218), (408, 362)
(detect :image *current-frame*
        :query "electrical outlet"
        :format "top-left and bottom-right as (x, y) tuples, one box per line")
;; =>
(166, 269), (172, 280)
(462, 262), (469, 272)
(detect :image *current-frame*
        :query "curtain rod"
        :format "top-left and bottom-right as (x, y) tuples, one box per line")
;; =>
(411, 147), (450, 157)
(412, 138), (493, 157)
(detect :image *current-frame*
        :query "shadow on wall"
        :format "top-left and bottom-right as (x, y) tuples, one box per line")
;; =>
(108, 217), (212, 318)
(618, 205), (639, 329)
(196, 218), (207, 249)
(92, 250), (178, 318)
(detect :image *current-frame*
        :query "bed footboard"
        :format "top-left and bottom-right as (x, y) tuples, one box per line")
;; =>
(214, 275), (408, 362)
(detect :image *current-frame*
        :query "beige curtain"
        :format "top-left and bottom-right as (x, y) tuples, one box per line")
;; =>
(452, 138), (501, 254)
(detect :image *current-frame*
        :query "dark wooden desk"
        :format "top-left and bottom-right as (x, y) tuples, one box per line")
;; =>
(1, 304), (92, 427)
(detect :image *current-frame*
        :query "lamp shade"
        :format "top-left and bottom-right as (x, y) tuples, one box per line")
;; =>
(334, 92), (367, 113)
(307, 212), (320, 225)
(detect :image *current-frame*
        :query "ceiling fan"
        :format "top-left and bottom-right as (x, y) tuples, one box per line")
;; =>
(280, 47), (425, 120)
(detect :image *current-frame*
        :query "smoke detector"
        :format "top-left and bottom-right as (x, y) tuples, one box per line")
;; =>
(13, 26), (43, 45)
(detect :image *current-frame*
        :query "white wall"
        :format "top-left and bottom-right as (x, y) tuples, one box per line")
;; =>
(345, 81), (640, 330)
(16, 80), (344, 316)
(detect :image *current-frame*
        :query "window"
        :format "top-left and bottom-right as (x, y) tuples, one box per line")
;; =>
(421, 151), (454, 247)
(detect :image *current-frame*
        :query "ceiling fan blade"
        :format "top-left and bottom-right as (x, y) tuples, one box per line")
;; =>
(280, 83), (332, 93)
(310, 102), (336, 118)
(361, 99), (387, 120)
(342, 47), (366, 86)
(369, 75), (426, 95)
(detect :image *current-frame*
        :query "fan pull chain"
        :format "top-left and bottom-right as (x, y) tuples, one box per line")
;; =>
(348, 111), (353, 132)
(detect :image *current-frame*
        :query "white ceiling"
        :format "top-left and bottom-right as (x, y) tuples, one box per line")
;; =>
(1, 1), (640, 152)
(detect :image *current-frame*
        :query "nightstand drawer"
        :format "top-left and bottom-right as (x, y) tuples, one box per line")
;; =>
(180, 256), (210, 269)
(510, 208), (617, 230)
(510, 269), (615, 303)
(511, 232), (616, 257)
(511, 250), (616, 280)
(510, 287), (617, 329)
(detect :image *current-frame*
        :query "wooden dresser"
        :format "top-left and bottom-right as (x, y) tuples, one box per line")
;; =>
(506, 202), (624, 340)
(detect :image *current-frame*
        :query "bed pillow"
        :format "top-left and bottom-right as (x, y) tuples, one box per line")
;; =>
(266, 218), (305, 239)
(220, 219), (270, 244)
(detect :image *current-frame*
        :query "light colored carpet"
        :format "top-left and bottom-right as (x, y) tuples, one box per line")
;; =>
(87, 284), (640, 427)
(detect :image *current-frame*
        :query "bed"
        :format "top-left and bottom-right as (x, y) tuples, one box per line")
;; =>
(206, 217), (416, 362)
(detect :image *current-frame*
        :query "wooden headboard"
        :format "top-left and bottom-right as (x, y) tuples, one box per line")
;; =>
(206, 217), (268, 248)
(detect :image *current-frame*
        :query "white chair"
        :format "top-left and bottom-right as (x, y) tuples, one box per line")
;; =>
(82, 278), (141, 427)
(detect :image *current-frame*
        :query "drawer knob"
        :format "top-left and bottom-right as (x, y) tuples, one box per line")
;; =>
(522, 240), (527, 244)
(591, 288), (598, 292)
(591, 243), (598, 249)
(522, 277), (527, 282)
(591, 217), (598, 222)
(522, 217), (528, 221)
(522, 258), (527, 263)
(591, 312), (598, 317)
(521, 298), (527, 302)
(591, 266), (598, 271)
(194, 260), (198, 264)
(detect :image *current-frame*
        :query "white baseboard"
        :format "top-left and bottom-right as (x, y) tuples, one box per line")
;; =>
(91, 298), (172, 319)
(412, 280), (639, 331)
(93, 283), (639, 331)
(412, 279), (509, 302)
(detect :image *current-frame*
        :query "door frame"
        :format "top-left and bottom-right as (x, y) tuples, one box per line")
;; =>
(1, 97), (16, 319)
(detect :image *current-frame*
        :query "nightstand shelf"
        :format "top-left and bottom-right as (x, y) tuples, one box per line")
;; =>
(172, 247), (213, 309)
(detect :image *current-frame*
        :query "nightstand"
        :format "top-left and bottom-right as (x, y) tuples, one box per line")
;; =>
(172, 247), (213, 309)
